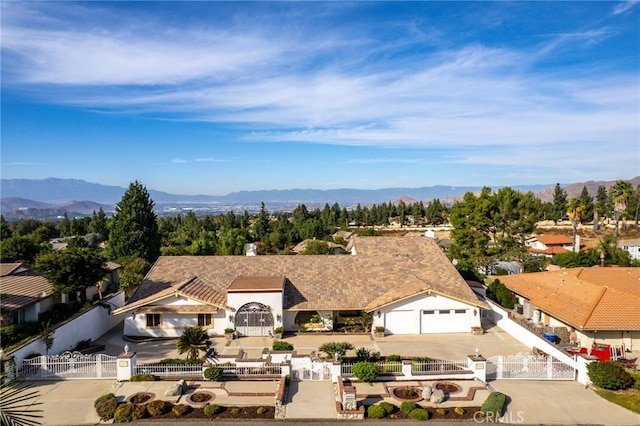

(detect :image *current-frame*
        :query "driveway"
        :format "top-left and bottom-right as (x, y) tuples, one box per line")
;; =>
(493, 380), (640, 425)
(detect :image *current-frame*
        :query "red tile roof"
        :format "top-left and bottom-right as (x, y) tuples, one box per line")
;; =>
(534, 234), (573, 245)
(498, 268), (640, 331)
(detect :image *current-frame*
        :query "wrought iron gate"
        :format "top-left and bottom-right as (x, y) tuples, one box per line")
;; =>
(290, 358), (332, 381)
(21, 351), (117, 380)
(234, 302), (274, 336)
(486, 353), (575, 380)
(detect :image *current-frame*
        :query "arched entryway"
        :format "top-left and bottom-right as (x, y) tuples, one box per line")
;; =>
(235, 302), (274, 337)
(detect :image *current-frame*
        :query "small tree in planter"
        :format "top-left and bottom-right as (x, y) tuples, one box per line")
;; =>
(224, 327), (235, 340)
(319, 341), (354, 361)
(177, 327), (211, 361)
(274, 326), (284, 339)
(352, 361), (381, 382)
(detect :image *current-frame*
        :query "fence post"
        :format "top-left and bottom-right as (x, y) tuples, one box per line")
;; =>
(575, 353), (598, 385)
(467, 355), (486, 382)
(401, 360), (413, 378)
(117, 351), (137, 381)
(281, 361), (291, 378)
(332, 362), (342, 382)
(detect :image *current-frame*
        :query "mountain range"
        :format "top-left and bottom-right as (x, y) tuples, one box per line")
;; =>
(1, 177), (638, 219)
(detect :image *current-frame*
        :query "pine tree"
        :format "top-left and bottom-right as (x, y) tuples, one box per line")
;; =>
(551, 183), (567, 223)
(88, 208), (109, 240)
(107, 181), (161, 263)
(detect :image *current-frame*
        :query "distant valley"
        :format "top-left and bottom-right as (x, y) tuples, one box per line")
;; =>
(1, 176), (638, 219)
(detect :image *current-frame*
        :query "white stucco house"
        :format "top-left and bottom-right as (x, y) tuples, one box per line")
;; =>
(618, 238), (640, 261)
(112, 236), (488, 337)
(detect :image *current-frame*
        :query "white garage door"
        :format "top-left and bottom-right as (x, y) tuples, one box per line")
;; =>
(421, 309), (468, 334)
(385, 310), (415, 334)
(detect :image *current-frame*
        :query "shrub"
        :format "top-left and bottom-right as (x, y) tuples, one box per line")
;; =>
(94, 392), (116, 407)
(95, 397), (117, 421)
(631, 371), (640, 390)
(352, 361), (381, 382)
(204, 366), (223, 381)
(129, 373), (157, 382)
(413, 356), (432, 363)
(274, 326), (284, 334)
(386, 354), (401, 362)
(370, 351), (381, 361)
(147, 400), (167, 416)
(481, 391), (507, 417)
(319, 342), (354, 360)
(230, 407), (241, 414)
(114, 403), (134, 423)
(172, 404), (190, 416)
(355, 347), (371, 360)
(374, 326), (385, 333)
(272, 340), (294, 351)
(454, 407), (466, 416)
(256, 406), (267, 414)
(409, 408), (429, 421)
(587, 361), (634, 390)
(132, 404), (147, 420)
(24, 352), (42, 360)
(224, 328), (234, 334)
(159, 358), (200, 365)
(378, 401), (397, 415)
(400, 401), (417, 414)
(203, 404), (223, 416)
(367, 404), (386, 419)
(436, 408), (447, 416)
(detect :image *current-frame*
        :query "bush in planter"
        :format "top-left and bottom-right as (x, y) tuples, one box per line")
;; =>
(481, 391), (508, 417)
(130, 373), (157, 382)
(355, 347), (371, 360)
(408, 408), (429, 421)
(272, 340), (294, 351)
(203, 403), (224, 416)
(455, 407), (466, 416)
(114, 403), (146, 422)
(378, 401), (397, 415)
(172, 403), (191, 416)
(587, 361), (634, 390)
(95, 397), (117, 421)
(224, 328), (234, 334)
(386, 354), (401, 362)
(204, 366), (223, 381)
(94, 392), (116, 407)
(367, 404), (386, 419)
(352, 361), (381, 382)
(274, 326), (284, 335)
(147, 400), (167, 416)
(400, 401), (417, 414)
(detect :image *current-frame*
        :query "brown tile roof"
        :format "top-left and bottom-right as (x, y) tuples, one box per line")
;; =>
(137, 305), (218, 314)
(527, 246), (568, 255)
(123, 236), (486, 313)
(0, 270), (54, 312)
(533, 234), (573, 245)
(227, 276), (285, 292)
(498, 268), (640, 331)
(0, 263), (25, 277)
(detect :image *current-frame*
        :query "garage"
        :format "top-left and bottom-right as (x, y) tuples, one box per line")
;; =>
(385, 310), (416, 334)
(421, 309), (468, 333)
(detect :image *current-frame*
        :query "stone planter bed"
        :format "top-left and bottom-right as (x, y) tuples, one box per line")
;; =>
(365, 404), (482, 420)
(126, 392), (155, 405)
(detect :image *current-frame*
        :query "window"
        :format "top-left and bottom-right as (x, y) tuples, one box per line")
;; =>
(423, 310), (435, 315)
(454, 309), (466, 314)
(146, 314), (161, 327)
(198, 313), (212, 327)
(439, 310), (451, 314)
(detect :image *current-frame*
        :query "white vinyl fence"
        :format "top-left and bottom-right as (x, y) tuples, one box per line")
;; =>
(21, 351), (117, 379)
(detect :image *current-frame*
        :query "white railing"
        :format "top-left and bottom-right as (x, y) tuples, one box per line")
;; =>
(411, 360), (468, 374)
(21, 352), (117, 379)
(135, 363), (203, 378)
(222, 364), (282, 377)
(487, 355), (576, 380)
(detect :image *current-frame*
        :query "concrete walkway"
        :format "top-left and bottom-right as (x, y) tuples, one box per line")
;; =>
(493, 380), (640, 425)
(284, 381), (336, 419)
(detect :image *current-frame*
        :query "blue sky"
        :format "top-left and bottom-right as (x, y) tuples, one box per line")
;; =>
(1, 1), (639, 195)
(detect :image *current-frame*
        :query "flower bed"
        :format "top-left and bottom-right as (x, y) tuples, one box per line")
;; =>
(125, 392), (155, 405)
(391, 386), (422, 402)
(186, 390), (216, 407)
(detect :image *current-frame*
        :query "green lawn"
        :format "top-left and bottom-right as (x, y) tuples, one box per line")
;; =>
(595, 389), (640, 414)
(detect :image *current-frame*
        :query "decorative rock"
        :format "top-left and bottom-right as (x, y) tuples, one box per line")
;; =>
(421, 385), (432, 400)
(164, 379), (187, 397)
(430, 389), (445, 404)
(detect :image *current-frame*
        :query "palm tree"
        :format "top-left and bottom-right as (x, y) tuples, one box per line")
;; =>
(0, 372), (43, 426)
(176, 327), (211, 361)
(634, 184), (640, 225)
(566, 198), (584, 253)
(611, 180), (633, 238)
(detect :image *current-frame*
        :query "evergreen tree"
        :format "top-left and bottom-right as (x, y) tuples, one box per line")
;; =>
(551, 183), (567, 223)
(254, 202), (271, 241)
(0, 215), (13, 240)
(107, 181), (161, 263)
(89, 208), (109, 240)
(595, 185), (609, 223)
(59, 213), (71, 237)
(578, 186), (594, 223)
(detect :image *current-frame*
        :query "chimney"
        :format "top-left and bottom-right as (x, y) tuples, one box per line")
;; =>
(574, 235), (580, 253)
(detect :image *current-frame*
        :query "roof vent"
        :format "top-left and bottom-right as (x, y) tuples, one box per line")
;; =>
(38, 291), (47, 298)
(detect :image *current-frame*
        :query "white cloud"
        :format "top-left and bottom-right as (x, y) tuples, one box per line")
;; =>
(195, 158), (223, 162)
(171, 159), (188, 164)
(612, 0), (639, 15)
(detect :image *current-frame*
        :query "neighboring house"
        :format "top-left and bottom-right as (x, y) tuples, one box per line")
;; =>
(498, 268), (640, 350)
(113, 236), (488, 338)
(0, 263), (56, 326)
(618, 238), (640, 261)
(0, 261), (121, 326)
(524, 234), (579, 257)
